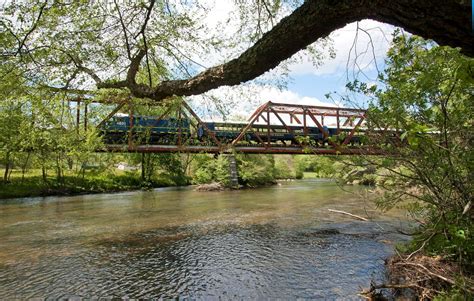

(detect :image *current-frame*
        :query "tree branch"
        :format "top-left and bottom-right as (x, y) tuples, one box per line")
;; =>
(135, 0), (155, 39)
(77, 66), (102, 84)
(114, 0), (132, 60)
(126, 49), (146, 83)
(40, 85), (93, 95)
(139, 1), (156, 86)
(97, 0), (473, 102)
(16, 1), (48, 56)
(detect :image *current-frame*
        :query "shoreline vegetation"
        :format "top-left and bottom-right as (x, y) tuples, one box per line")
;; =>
(0, 154), (401, 200)
(0, 154), (386, 200)
(0, 154), (309, 200)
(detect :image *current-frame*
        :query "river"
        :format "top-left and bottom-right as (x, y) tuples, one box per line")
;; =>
(0, 179), (410, 299)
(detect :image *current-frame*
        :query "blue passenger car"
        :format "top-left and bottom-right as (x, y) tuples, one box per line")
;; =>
(101, 115), (191, 144)
(196, 121), (363, 146)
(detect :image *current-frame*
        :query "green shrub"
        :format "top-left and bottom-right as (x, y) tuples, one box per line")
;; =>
(237, 154), (276, 187)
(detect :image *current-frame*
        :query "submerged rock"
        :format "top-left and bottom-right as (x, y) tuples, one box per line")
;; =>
(194, 182), (226, 191)
(302, 229), (341, 236)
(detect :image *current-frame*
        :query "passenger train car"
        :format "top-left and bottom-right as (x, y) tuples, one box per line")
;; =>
(101, 116), (365, 145)
(101, 115), (190, 144)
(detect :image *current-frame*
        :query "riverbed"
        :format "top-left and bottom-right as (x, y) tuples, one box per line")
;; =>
(0, 179), (411, 299)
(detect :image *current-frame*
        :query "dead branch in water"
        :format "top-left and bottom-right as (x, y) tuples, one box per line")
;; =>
(327, 209), (369, 221)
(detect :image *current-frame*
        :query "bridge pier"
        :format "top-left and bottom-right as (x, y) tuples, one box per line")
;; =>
(226, 154), (240, 188)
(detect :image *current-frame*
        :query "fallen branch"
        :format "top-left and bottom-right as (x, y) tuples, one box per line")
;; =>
(327, 209), (369, 221)
(395, 262), (456, 286)
(463, 200), (472, 215)
(359, 282), (421, 300)
(395, 261), (474, 294)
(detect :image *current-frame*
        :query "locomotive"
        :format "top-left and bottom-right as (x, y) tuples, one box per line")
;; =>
(101, 115), (364, 145)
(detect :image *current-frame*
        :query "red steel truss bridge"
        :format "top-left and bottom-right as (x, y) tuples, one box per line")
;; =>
(77, 100), (385, 155)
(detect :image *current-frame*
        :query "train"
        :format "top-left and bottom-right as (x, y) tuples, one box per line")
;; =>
(100, 115), (365, 146)
(101, 115), (191, 144)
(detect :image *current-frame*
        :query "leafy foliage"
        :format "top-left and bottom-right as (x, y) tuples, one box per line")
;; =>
(236, 154), (276, 186)
(349, 33), (473, 267)
(192, 154), (230, 186)
(191, 153), (280, 187)
(0, 0), (332, 102)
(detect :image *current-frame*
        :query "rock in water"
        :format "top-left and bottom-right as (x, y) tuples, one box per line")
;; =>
(195, 182), (225, 191)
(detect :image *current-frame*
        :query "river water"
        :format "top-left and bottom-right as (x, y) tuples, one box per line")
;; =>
(0, 179), (410, 299)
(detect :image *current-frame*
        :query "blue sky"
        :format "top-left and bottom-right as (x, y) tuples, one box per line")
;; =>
(287, 64), (384, 108)
(288, 74), (350, 103)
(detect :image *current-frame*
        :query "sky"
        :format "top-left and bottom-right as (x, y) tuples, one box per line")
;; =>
(187, 1), (397, 120)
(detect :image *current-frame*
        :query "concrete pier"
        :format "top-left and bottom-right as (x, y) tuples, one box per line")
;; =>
(227, 154), (239, 187)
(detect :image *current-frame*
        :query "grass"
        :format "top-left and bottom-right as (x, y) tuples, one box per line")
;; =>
(1, 169), (318, 199)
(0, 169), (177, 199)
(302, 172), (320, 179)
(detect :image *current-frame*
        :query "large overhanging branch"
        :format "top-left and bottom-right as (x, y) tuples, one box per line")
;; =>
(96, 0), (473, 102)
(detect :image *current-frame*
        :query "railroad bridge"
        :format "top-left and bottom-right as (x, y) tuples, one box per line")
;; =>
(73, 99), (386, 156)
(70, 99), (389, 186)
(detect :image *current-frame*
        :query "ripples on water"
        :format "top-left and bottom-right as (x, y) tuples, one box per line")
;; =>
(0, 180), (410, 299)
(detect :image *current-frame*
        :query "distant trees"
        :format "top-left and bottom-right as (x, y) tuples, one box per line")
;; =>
(0, 99), (28, 181)
(192, 154), (295, 187)
(0, 95), (102, 184)
(237, 154), (277, 186)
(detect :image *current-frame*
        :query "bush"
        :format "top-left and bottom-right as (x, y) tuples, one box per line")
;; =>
(274, 156), (295, 179)
(237, 154), (276, 187)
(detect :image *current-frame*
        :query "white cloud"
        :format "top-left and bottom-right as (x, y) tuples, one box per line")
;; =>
(188, 84), (339, 122)
(201, 0), (235, 28)
(256, 87), (337, 107)
(289, 19), (395, 77)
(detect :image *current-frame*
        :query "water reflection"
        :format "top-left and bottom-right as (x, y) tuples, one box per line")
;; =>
(0, 180), (410, 299)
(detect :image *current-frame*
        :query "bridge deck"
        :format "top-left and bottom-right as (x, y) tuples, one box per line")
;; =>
(104, 144), (382, 155)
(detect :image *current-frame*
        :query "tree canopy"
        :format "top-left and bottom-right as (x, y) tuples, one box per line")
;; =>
(1, 0), (472, 103)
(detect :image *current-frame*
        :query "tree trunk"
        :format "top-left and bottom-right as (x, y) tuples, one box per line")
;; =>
(3, 153), (10, 183)
(183, 153), (194, 176)
(146, 153), (153, 182)
(42, 166), (47, 183)
(7, 168), (12, 182)
(141, 153), (145, 181)
(56, 154), (62, 183)
(21, 152), (31, 183)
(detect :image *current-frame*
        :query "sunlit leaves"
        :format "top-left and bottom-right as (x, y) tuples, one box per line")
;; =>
(348, 33), (474, 263)
(1, 0), (334, 101)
